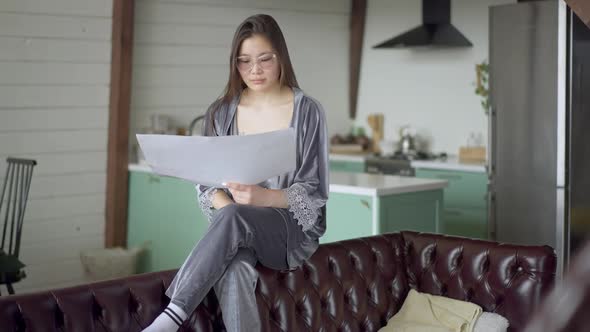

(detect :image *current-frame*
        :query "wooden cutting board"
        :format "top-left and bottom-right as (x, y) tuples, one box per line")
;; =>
(367, 113), (384, 153)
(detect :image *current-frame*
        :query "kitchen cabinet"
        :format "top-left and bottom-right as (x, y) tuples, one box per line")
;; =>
(329, 160), (365, 173)
(127, 168), (446, 273)
(323, 190), (444, 244)
(322, 172), (446, 244)
(127, 170), (209, 273)
(328, 154), (367, 173)
(324, 193), (373, 242)
(414, 168), (488, 239)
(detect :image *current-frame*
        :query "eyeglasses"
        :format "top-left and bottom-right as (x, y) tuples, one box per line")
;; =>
(236, 53), (277, 72)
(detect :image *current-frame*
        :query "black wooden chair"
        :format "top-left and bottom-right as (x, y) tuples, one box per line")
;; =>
(0, 158), (36, 295)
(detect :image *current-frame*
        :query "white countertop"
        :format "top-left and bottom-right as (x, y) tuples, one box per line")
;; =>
(131, 155), (485, 174)
(134, 154), (370, 171)
(328, 153), (486, 173)
(329, 172), (447, 196)
(329, 153), (372, 162)
(129, 163), (152, 173)
(128, 164), (447, 196)
(411, 158), (486, 173)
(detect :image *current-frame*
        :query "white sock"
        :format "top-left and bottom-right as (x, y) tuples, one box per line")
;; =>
(142, 302), (188, 332)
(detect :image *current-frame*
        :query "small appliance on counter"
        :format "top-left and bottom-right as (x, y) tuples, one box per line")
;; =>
(397, 125), (416, 156)
(365, 150), (446, 177)
(365, 124), (444, 177)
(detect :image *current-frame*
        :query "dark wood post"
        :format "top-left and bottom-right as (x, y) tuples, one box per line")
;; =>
(105, 0), (134, 247)
(350, 0), (367, 120)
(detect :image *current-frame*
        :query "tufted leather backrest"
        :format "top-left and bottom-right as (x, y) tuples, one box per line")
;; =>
(0, 270), (182, 332)
(0, 232), (556, 331)
(0, 269), (230, 332)
(402, 231), (557, 332)
(255, 233), (408, 331)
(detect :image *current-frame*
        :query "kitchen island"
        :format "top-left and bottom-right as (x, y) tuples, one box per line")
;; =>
(324, 172), (447, 243)
(126, 165), (447, 272)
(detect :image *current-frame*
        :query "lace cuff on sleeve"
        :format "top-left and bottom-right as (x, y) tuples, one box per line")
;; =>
(284, 184), (320, 232)
(198, 187), (218, 223)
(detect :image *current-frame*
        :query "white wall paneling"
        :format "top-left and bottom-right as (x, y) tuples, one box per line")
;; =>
(0, 0), (112, 293)
(130, 0), (351, 143)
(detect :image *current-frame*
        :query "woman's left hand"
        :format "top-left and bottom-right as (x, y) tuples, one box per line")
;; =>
(224, 182), (271, 207)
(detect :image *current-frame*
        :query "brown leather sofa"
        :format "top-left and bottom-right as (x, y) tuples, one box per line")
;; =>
(0, 231), (556, 331)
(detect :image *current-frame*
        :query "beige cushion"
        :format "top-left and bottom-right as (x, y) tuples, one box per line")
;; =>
(379, 289), (482, 332)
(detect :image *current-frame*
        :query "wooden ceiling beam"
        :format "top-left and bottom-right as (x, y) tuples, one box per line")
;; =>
(350, 0), (367, 120)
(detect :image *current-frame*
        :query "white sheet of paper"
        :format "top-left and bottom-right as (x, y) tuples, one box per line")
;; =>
(136, 128), (296, 187)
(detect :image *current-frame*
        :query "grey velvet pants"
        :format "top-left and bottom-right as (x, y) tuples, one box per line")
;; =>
(165, 203), (296, 331)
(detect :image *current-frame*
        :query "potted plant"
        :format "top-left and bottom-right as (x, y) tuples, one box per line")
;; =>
(457, 60), (490, 164)
(475, 60), (490, 114)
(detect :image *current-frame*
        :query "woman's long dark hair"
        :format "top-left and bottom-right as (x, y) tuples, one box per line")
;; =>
(206, 14), (299, 135)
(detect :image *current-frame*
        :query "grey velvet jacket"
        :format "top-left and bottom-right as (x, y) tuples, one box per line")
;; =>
(196, 87), (329, 268)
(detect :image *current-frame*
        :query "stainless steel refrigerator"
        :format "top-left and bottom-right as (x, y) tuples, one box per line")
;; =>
(488, 1), (590, 275)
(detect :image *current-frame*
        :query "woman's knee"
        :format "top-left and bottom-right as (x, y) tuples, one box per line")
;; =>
(226, 249), (257, 276)
(213, 203), (243, 221)
(217, 249), (258, 289)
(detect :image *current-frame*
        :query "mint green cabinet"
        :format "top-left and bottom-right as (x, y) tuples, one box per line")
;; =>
(322, 189), (443, 244)
(329, 160), (365, 173)
(415, 168), (487, 239)
(322, 193), (373, 243)
(127, 169), (445, 269)
(443, 207), (488, 240)
(127, 171), (209, 273)
(379, 190), (443, 234)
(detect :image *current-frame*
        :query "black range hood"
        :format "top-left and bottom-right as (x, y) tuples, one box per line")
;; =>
(373, 0), (472, 48)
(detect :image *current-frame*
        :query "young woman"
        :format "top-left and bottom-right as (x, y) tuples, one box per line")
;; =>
(143, 14), (329, 332)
